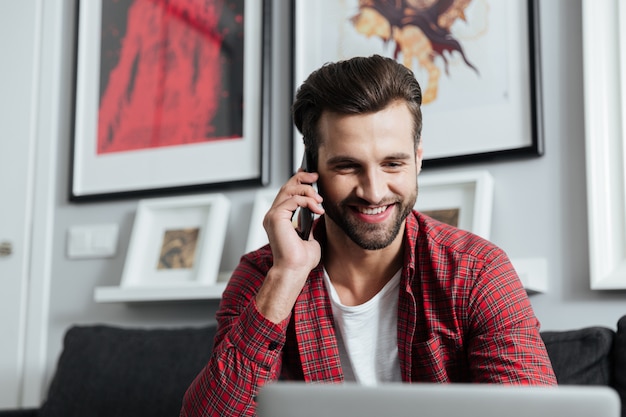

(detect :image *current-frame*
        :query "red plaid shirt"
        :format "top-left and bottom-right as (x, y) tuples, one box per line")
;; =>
(181, 211), (557, 417)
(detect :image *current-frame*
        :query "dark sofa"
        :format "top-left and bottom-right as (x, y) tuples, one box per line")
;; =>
(1, 315), (624, 417)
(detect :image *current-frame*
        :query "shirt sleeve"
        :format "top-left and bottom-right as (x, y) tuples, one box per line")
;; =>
(465, 251), (557, 385)
(180, 250), (291, 417)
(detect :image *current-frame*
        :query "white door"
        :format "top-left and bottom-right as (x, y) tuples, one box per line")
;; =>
(0, 0), (40, 408)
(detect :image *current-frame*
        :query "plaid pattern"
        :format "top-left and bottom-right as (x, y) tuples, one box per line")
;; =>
(180, 211), (556, 417)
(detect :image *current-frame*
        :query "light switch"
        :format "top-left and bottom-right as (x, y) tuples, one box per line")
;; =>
(67, 224), (119, 259)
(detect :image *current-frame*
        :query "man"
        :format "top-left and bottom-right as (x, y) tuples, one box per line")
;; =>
(180, 54), (556, 417)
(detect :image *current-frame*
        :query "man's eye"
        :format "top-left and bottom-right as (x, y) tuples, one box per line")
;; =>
(384, 162), (403, 168)
(335, 164), (358, 171)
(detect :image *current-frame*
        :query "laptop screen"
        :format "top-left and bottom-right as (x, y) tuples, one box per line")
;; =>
(256, 382), (620, 417)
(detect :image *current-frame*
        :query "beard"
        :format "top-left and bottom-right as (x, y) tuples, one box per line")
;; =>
(319, 181), (418, 250)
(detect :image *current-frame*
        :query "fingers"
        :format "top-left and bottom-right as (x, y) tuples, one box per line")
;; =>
(264, 193), (323, 229)
(273, 171), (322, 208)
(263, 172), (325, 238)
(261, 173), (325, 277)
(288, 194), (325, 216)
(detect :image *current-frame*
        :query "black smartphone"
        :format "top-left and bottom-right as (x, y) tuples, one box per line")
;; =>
(297, 151), (315, 240)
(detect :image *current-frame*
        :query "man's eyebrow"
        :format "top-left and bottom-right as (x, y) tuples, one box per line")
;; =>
(325, 153), (413, 166)
(383, 152), (413, 160)
(325, 156), (359, 166)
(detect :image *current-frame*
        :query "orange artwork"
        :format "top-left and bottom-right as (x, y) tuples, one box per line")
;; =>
(157, 228), (200, 270)
(351, 0), (481, 104)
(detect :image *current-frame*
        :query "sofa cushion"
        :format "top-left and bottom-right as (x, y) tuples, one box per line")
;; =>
(39, 324), (216, 417)
(541, 326), (614, 385)
(613, 315), (626, 417)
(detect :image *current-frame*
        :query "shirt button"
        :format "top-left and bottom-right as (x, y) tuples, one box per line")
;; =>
(268, 341), (279, 350)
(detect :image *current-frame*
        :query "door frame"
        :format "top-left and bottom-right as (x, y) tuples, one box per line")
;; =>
(18, 0), (70, 407)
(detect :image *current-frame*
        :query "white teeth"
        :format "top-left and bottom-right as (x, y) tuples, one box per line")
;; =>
(358, 206), (387, 215)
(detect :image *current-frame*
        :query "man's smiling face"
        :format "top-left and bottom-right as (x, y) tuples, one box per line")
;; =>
(315, 100), (422, 250)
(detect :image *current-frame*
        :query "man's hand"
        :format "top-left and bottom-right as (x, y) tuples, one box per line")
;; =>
(255, 171), (325, 323)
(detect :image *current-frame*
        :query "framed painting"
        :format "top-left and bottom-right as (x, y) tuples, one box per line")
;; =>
(291, 0), (542, 170)
(71, 0), (271, 201)
(582, 0), (626, 289)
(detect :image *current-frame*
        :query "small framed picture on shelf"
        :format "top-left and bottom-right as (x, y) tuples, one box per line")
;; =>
(119, 193), (230, 288)
(416, 170), (494, 239)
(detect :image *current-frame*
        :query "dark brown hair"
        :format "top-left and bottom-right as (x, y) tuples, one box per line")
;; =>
(292, 54), (422, 169)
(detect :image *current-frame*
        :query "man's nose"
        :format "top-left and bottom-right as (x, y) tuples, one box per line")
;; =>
(355, 168), (386, 204)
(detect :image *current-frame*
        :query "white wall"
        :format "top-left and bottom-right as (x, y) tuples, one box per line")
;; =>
(21, 0), (626, 404)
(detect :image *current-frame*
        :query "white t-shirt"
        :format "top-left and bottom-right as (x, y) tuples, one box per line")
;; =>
(323, 268), (402, 385)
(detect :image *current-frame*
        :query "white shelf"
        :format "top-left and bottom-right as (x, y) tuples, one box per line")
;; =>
(94, 257), (548, 302)
(94, 282), (227, 303)
(94, 271), (232, 303)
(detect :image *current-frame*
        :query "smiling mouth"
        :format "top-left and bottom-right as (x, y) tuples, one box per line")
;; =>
(355, 205), (390, 215)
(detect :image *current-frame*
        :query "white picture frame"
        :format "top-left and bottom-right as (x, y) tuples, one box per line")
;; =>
(416, 170), (494, 239)
(119, 193), (230, 288)
(71, 0), (271, 201)
(582, 0), (626, 289)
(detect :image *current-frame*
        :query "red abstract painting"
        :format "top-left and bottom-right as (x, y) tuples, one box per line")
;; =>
(97, 0), (244, 154)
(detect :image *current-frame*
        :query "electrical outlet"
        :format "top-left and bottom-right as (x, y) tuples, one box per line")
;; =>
(67, 224), (119, 259)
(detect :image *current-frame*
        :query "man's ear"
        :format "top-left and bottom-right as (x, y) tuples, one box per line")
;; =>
(416, 142), (424, 174)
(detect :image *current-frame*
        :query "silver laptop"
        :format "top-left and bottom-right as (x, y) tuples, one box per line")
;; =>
(256, 382), (620, 417)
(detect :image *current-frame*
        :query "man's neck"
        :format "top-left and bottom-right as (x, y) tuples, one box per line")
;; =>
(323, 221), (405, 306)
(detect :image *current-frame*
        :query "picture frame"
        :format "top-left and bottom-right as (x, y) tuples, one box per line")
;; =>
(582, 0), (626, 290)
(118, 193), (230, 289)
(291, 0), (542, 171)
(71, 0), (271, 201)
(416, 170), (494, 239)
